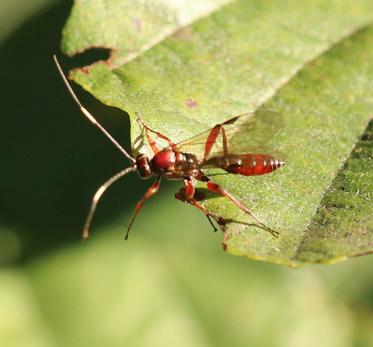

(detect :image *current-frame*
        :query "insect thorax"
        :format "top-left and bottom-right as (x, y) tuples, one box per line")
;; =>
(150, 149), (199, 179)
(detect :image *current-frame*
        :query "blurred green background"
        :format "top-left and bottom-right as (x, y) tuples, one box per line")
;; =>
(0, 1), (372, 346)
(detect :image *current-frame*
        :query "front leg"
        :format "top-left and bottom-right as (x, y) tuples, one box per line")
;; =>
(175, 178), (229, 250)
(136, 112), (177, 153)
(125, 176), (161, 239)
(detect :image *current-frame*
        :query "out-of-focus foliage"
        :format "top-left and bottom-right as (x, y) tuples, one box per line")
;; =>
(0, 0), (59, 44)
(1, 206), (373, 346)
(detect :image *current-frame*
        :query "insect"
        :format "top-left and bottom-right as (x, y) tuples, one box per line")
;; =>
(54, 55), (285, 250)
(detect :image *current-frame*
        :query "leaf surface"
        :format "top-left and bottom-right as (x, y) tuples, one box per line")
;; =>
(62, 0), (373, 265)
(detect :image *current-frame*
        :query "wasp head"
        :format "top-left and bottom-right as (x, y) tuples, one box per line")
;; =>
(136, 154), (152, 179)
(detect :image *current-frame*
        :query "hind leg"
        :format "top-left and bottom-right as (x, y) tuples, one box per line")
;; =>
(195, 171), (279, 238)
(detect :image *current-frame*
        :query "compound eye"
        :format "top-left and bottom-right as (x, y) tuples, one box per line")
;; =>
(138, 165), (152, 178)
(136, 154), (152, 179)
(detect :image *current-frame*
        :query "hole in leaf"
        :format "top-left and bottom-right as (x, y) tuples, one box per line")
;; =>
(72, 47), (111, 67)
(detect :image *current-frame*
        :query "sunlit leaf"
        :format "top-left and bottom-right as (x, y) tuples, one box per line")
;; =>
(61, 0), (373, 265)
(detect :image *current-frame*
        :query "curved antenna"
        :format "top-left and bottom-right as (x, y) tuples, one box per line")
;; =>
(53, 55), (136, 164)
(82, 166), (137, 240)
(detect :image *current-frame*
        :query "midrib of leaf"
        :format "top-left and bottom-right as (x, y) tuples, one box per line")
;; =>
(63, 0), (373, 265)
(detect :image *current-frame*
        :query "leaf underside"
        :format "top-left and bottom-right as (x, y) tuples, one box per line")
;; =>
(61, 0), (373, 265)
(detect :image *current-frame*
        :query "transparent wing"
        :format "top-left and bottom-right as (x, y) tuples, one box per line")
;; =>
(173, 110), (284, 162)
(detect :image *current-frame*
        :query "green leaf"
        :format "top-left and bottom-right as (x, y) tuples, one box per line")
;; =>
(61, 0), (373, 265)
(62, 0), (233, 63)
(293, 120), (373, 263)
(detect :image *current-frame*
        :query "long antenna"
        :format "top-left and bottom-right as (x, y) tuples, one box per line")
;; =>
(82, 166), (137, 240)
(53, 54), (136, 164)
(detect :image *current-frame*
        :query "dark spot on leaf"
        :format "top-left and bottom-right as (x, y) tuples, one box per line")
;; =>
(186, 98), (198, 108)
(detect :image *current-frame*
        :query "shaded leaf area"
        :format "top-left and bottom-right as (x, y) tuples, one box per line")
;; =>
(63, 0), (373, 265)
(294, 120), (373, 264)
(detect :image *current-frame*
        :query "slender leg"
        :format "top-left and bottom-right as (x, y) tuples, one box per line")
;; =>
(125, 176), (161, 239)
(135, 112), (176, 153)
(175, 179), (229, 249)
(203, 124), (222, 161)
(196, 171), (279, 238)
(203, 116), (236, 160)
(221, 127), (228, 155)
(205, 214), (218, 232)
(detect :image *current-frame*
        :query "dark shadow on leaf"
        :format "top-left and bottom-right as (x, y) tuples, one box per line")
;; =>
(204, 172), (229, 178)
(193, 188), (219, 201)
(224, 219), (276, 234)
(132, 124), (146, 154)
(192, 191), (277, 235)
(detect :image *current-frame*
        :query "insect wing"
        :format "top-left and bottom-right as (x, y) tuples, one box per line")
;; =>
(174, 110), (283, 163)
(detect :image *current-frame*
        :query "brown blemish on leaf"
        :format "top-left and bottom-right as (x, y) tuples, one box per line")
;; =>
(186, 98), (198, 108)
(80, 66), (90, 74)
(70, 57), (114, 78)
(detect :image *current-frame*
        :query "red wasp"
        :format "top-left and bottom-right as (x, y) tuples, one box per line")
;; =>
(54, 56), (285, 249)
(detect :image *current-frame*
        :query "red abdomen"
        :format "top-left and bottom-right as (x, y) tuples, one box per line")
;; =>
(203, 154), (285, 176)
(227, 154), (284, 176)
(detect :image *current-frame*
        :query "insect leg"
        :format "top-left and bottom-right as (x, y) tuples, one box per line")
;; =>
(203, 121), (231, 160)
(203, 124), (222, 161)
(135, 112), (177, 153)
(197, 172), (279, 238)
(203, 114), (248, 160)
(125, 176), (161, 239)
(221, 127), (228, 155)
(175, 179), (227, 234)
